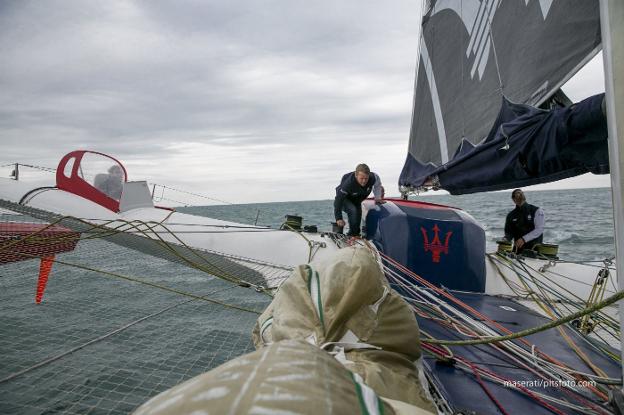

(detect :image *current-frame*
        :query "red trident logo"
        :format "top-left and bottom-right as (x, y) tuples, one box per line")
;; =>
(420, 224), (453, 263)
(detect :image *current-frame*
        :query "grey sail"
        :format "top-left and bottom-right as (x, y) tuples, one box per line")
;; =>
(399, 0), (607, 194)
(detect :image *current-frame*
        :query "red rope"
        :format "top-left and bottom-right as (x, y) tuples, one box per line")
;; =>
(421, 342), (567, 415)
(384, 253), (609, 413)
(466, 360), (510, 415)
(458, 355), (568, 415)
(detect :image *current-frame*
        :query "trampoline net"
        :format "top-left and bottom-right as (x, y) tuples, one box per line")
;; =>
(0, 211), (272, 414)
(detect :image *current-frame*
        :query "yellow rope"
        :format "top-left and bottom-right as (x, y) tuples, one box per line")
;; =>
(422, 289), (624, 346)
(49, 256), (262, 314)
(0, 216), (280, 308)
(0, 215), (279, 298)
(514, 268), (610, 379)
(488, 254), (620, 362)
(280, 223), (318, 262)
(580, 269), (610, 333)
(5, 245), (262, 315)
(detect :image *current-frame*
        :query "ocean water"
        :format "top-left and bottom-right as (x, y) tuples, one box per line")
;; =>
(180, 187), (616, 262)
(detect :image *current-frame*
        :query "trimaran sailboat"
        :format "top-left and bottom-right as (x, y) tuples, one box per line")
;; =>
(1, 0), (623, 414)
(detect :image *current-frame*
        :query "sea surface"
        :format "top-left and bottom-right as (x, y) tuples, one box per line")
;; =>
(180, 186), (616, 262)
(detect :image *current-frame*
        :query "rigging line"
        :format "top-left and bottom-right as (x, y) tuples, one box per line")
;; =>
(2, 163), (57, 173)
(283, 224), (317, 262)
(490, 254), (613, 313)
(553, 259), (616, 268)
(422, 289), (624, 346)
(438, 320), (622, 385)
(70, 218), (239, 280)
(395, 286), (608, 407)
(516, 271), (611, 390)
(485, 1), (504, 93)
(150, 192), (264, 225)
(72, 217), (256, 286)
(536, 294), (621, 368)
(387, 267), (612, 405)
(387, 265), (609, 373)
(382, 253), (535, 348)
(386, 269), (558, 370)
(526, 261), (611, 293)
(0, 283), (244, 385)
(395, 278), (579, 392)
(429, 340), (610, 414)
(489, 259), (621, 358)
(53, 256), (263, 313)
(10, 247), (263, 314)
(466, 359), (510, 415)
(93, 217), (292, 274)
(84, 229), (280, 234)
(482, 263), (616, 356)
(158, 208), (175, 225)
(584, 327), (623, 360)
(151, 183), (234, 204)
(421, 343), (575, 415)
(524, 259), (616, 308)
(76, 215), (291, 272)
(81, 221), (272, 230)
(511, 256), (619, 327)
(150, 183), (264, 223)
(515, 277), (610, 326)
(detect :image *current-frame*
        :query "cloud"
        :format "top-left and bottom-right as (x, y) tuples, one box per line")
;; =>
(0, 1), (606, 204)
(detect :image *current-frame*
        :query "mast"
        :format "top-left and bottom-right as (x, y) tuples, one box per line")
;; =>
(599, 0), (624, 391)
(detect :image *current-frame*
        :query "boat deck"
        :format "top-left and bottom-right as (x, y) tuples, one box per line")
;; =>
(419, 291), (621, 415)
(0, 214), (270, 414)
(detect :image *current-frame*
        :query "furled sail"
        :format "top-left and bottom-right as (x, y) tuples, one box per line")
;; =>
(399, 0), (607, 194)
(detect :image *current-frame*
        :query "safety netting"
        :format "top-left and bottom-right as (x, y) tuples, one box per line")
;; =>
(0, 199), (293, 291)
(0, 211), (273, 414)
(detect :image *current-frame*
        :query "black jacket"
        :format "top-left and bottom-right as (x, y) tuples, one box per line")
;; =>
(504, 203), (543, 245)
(334, 172), (378, 221)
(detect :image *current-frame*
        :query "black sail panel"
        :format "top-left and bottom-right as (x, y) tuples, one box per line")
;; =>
(400, 0), (606, 194)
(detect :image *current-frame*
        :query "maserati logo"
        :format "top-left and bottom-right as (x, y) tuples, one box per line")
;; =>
(421, 224), (453, 263)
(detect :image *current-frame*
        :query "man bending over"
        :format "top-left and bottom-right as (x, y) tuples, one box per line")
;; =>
(334, 163), (384, 237)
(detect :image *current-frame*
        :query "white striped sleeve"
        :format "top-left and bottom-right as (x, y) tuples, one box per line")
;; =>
(372, 173), (382, 199)
(523, 208), (545, 242)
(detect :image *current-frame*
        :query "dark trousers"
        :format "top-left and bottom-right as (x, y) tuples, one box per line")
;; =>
(342, 199), (362, 236)
(519, 235), (543, 252)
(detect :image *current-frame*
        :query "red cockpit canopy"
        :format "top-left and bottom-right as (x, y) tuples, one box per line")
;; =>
(56, 150), (128, 212)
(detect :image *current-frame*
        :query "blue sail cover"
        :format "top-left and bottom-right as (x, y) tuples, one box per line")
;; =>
(403, 93), (609, 194)
(399, 0), (606, 194)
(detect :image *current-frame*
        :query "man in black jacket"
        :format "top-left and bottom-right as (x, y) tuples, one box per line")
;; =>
(504, 189), (545, 251)
(334, 163), (384, 236)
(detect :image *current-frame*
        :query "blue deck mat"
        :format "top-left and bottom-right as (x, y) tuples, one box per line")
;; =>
(417, 291), (620, 415)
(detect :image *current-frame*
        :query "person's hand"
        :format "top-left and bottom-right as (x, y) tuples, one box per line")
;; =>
(514, 238), (525, 250)
(375, 198), (386, 205)
(336, 219), (345, 227)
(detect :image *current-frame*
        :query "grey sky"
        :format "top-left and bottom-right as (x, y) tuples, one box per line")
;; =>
(0, 1), (607, 204)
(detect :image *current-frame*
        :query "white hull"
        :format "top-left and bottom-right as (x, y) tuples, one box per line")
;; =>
(0, 178), (343, 287)
(2, 175), (618, 299)
(485, 253), (618, 300)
